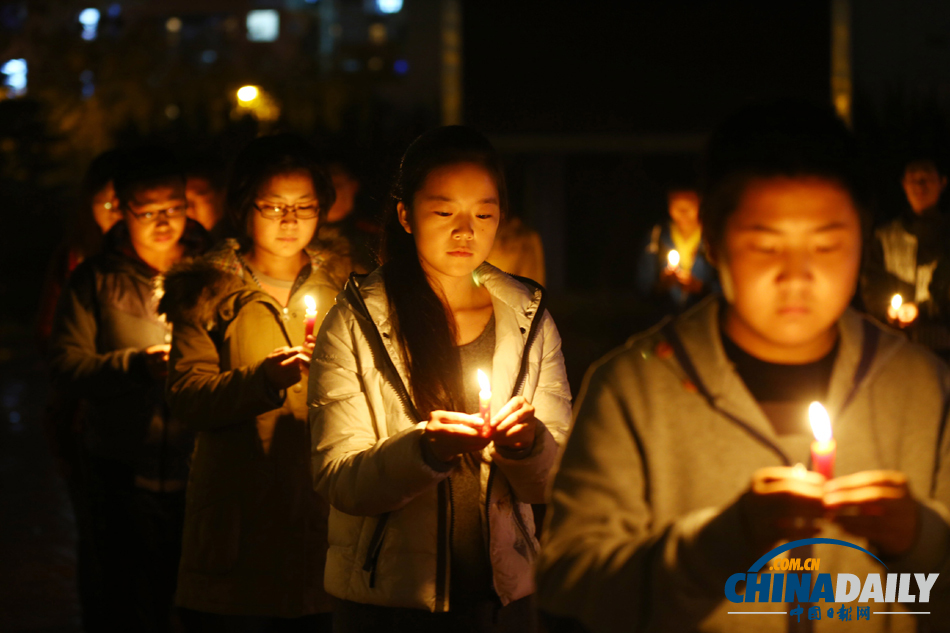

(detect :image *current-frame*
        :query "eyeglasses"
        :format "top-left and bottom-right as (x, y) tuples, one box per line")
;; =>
(126, 204), (187, 224)
(254, 202), (319, 220)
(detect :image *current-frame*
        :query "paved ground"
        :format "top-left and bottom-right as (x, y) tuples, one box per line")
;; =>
(0, 327), (82, 633)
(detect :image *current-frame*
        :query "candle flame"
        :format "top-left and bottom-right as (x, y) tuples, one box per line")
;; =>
(808, 401), (832, 442)
(667, 249), (681, 268)
(477, 369), (491, 394)
(891, 294), (903, 311)
(304, 294), (317, 314)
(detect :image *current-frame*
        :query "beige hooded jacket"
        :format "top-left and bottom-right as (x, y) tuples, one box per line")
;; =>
(309, 263), (572, 612)
(161, 240), (342, 617)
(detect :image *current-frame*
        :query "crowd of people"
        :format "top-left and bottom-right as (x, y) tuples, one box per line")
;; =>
(37, 101), (950, 633)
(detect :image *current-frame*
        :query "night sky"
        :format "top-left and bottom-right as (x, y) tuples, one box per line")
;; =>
(465, 0), (830, 134)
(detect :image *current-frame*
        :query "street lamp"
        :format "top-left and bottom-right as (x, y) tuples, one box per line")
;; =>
(237, 85), (259, 103)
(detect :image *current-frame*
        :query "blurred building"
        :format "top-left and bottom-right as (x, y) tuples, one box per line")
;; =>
(0, 0), (456, 160)
(0, 0), (462, 325)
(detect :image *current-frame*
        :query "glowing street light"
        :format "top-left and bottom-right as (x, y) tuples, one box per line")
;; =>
(79, 8), (100, 41)
(237, 85), (259, 103)
(1, 59), (27, 97)
(232, 85), (280, 123)
(377, 0), (403, 13)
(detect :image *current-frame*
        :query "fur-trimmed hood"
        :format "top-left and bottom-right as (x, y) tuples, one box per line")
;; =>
(162, 241), (341, 618)
(159, 238), (338, 327)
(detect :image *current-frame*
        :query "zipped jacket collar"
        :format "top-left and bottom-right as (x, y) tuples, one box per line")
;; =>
(343, 262), (547, 417)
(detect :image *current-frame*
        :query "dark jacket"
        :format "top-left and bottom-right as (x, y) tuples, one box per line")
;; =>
(635, 222), (719, 315)
(160, 239), (342, 617)
(862, 211), (950, 353)
(48, 219), (209, 487)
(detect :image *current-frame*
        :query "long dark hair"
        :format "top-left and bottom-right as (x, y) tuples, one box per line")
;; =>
(381, 126), (509, 417)
(225, 134), (336, 250)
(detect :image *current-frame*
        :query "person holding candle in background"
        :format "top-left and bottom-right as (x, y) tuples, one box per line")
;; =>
(861, 156), (950, 358)
(158, 134), (344, 631)
(636, 181), (719, 320)
(48, 147), (211, 632)
(309, 126), (571, 632)
(538, 102), (950, 633)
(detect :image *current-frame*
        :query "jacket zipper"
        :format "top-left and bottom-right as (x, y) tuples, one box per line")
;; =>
(439, 477), (455, 610)
(484, 279), (548, 594)
(347, 273), (548, 607)
(343, 275), (427, 596)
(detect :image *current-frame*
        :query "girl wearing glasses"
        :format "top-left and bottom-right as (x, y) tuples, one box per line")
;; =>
(309, 126), (572, 632)
(160, 134), (343, 631)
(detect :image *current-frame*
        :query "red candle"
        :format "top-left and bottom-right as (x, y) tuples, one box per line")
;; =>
(304, 295), (317, 339)
(808, 401), (836, 479)
(477, 369), (492, 438)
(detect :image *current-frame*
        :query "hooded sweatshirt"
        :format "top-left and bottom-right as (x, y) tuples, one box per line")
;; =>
(537, 297), (950, 633)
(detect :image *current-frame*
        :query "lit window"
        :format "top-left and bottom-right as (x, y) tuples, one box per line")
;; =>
(247, 10), (279, 42)
(166, 17), (182, 33)
(369, 23), (386, 45)
(79, 8), (99, 40)
(376, 0), (403, 14)
(393, 59), (409, 75)
(1, 58), (27, 97)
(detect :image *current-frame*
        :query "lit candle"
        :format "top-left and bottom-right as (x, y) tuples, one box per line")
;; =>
(304, 295), (317, 339)
(808, 401), (836, 479)
(476, 369), (492, 438)
(667, 249), (681, 270)
(891, 294), (903, 312)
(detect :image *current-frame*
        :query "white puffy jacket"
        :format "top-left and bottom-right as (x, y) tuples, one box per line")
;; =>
(309, 263), (572, 612)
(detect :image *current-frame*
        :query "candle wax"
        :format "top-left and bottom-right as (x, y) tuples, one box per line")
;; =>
(479, 391), (492, 438)
(810, 439), (836, 479)
(304, 295), (318, 339)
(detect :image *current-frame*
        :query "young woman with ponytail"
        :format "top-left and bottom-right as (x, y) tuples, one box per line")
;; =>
(309, 126), (572, 632)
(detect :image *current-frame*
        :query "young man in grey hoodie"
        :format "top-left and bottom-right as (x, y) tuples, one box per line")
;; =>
(537, 103), (950, 633)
